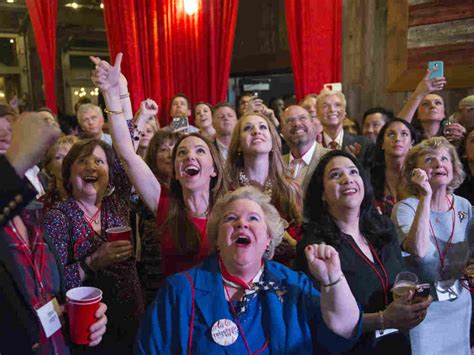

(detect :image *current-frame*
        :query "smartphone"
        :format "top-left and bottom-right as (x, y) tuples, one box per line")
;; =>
(428, 61), (444, 80)
(170, 117), (189, 132)
(414, 283), (431, 302)
(323, 82), (342, 92)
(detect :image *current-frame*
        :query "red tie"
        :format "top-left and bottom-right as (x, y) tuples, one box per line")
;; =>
(328, 141), (340, 150)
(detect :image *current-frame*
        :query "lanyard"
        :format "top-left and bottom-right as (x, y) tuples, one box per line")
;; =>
(74, 206), (102, 255)
(9, 220), (47, 300)
(429, 196), (456, 273)
(347, 237), (390, 305)
(223, 285), (269, 355)
(220, 257), (268, 355)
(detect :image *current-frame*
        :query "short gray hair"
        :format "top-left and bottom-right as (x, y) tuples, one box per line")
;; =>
(77, 104), (103, 122)
(207, 186), (285, 260)
(403, 136), (465, 195)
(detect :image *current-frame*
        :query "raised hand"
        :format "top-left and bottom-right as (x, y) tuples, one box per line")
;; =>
(411, 168), (432, 197)
(6, 112), (61, 177)
(345, 143), (361, 158)
(90, 53), (123, 93)
(139, 99), (159, 118)
(414, 69), (447, 97)
(305, 243), (343, 286)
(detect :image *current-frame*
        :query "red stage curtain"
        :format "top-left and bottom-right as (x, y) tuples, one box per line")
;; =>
(26, 0), (58, 113)
(285, 0), (342, 100)
(103, 0), (238, 126)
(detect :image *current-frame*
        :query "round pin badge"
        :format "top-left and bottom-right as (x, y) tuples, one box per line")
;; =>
(211, 319), (239, 346)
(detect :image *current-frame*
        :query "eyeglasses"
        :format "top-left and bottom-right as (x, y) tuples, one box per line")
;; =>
(285, 115), (310, 125)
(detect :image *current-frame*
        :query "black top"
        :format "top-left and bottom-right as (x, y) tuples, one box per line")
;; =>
(296, 220), (408, 354)
(297, 223), (404, 312)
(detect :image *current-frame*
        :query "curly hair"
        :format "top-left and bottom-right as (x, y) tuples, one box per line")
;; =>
(164, 133), (228, 254)
(403, 136), (465, 196)
(302, 150), (393, 250)
(207, 186), (284, 260)
(226, 113), (302, 226)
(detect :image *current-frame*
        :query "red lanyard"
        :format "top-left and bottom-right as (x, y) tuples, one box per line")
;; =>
(74, 206), (102, 255)
(223, 285), (269, 355)
(429, 196), (456, 273)
(220, 257), (269, 355)
(8, 220), (47, 301)
(347, 238), (389, 305)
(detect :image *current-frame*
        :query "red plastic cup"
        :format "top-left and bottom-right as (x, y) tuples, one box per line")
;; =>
(66, 287), (103, 345)
(106, 226), (131, 242)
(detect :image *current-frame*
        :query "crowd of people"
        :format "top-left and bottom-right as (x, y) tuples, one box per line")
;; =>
(1, 51), (474, 354)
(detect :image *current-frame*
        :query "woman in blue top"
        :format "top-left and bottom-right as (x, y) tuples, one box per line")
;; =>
(136, 186), (362, 354)
(392, 137), (472, 354)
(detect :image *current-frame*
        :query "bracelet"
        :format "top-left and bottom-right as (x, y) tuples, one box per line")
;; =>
(321, 273), (344, 288)
(104, 108), (124, 115)
(80, 258), (95, 277)
(120, 93), (130, 99)
(379, 311), (385, 334)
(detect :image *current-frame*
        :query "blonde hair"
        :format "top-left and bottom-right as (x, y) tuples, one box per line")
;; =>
(403, 137), (465, 195)
(43, 135), (79, 178)
(207, 186), (285, 259)
(317, 89), (346, 110)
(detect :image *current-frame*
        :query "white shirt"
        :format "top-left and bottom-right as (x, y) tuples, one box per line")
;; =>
(25, 165), (45, 198)
(215, 138), (229, 161)
(323, 129), (344, 149)
(100, 132), (113, 146)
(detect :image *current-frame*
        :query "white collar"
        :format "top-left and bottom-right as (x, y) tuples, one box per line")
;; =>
(289, 140), (317, 166)
(323, 129), (344, 148)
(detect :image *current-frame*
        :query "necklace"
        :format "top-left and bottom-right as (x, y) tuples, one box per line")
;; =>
(238, 170), (273, 196)
(77, 201), (101, 224)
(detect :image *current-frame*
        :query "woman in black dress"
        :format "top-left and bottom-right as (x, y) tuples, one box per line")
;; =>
(296, 150), (431, 354)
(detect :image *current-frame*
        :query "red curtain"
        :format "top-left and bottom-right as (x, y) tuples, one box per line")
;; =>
(26, 0), (58, 113)
(285, 0), (342, 101)
(103, 0), (238, 126)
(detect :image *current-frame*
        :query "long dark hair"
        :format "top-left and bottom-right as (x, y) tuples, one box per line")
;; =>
(370, 118), (418, 200)
(302, 150), (393, 251)
(164, 133), (227, 254)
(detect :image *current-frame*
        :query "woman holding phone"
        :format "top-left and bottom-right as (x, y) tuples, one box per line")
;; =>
(392, 137), (472, 354)
(297, 150), (431, 354)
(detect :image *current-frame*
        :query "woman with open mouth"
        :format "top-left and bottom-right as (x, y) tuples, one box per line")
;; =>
(90, 53), (227, 280)
(136, 186), (362, 354)
(297, 150), (431, 354)
(392, 137), (472, 354)
(43, 138), (144, 353)
(226, 112), (303, 265)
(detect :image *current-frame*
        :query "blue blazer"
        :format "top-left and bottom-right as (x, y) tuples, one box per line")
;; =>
(135, 254), (361, 354)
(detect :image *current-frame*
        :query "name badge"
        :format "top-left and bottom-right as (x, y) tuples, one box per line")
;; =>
(211, 319), (238, 346)
(375, 328), (398, 338)
(36, 297), (62, 338)
(435, 280), (458, 301)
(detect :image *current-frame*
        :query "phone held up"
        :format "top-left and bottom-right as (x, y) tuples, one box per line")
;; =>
(428, 61), (444, 80)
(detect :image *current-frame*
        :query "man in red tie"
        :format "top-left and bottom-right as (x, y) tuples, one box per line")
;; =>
(317, 89), (373, 169)
(281, 105), (329, 194)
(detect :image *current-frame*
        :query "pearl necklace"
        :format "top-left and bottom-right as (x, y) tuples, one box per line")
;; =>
(238, 170), (273, 196)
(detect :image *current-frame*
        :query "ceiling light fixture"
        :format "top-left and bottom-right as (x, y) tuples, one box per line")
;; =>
(184, 0), (198, 15)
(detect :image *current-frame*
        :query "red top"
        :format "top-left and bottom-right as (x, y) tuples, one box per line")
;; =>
(156, 191), (210, 277)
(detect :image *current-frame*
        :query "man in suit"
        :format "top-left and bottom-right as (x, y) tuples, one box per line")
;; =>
(212, 102), (237, 161)
(1, 112), (107, 354)
(281, 105), (329, 195)
(317, 89), (373, 169)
